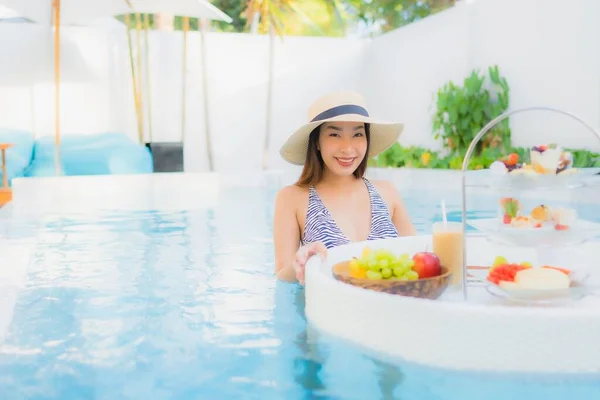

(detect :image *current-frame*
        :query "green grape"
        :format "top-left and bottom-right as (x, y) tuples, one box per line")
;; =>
(393, 266), (408, 277)
(367, 259), (379, 271)
(366, 270), (383, 280)
(398, 253), (410, 261)
(381, 267), (392, 279)
(403, 259), (415, 269)
(378, 259), (389, 270)
(404, 270), (419, 281)
(375, 248), (392, 260)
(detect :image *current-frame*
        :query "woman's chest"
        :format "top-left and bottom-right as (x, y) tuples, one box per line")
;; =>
(303, 188), (373, 242)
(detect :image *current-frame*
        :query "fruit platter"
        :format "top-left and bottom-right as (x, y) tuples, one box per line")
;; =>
(331, 246), (452, 300)
(479, 144), (599, 188)
(481, 256), (590, 304)
(467, 196), (600, 247)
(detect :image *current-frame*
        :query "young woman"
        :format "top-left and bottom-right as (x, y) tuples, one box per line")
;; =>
(273, 90), (416, 284)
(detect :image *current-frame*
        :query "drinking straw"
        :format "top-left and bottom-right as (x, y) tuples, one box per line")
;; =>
(441, 199), (447, 225)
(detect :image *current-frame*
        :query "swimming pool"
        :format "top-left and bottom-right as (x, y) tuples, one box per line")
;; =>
(0, 171), (599, 399)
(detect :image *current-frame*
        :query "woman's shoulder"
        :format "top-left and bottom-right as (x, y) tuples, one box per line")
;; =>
(367, 179), (398, 197)
(367, 179), (403, 207)
(275, 184), (310, 205)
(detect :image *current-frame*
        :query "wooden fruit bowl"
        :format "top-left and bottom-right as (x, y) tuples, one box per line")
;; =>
(332, 261), (452, 300)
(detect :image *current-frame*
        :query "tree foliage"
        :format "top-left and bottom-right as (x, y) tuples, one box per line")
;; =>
(209, 0), (457, 36)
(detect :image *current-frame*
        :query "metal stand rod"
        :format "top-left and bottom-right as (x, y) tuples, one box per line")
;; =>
(460, 106), (600, 301)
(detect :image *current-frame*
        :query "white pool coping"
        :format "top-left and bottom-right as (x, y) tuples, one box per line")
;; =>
(4, 168), (600, 218)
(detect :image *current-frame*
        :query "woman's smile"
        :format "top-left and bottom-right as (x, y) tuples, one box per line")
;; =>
(334, 157), (357, 168)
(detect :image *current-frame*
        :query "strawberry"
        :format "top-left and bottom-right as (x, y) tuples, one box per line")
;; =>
(555, 224), (569, 230)
(506, 153), (518, 166)
(487, 263), (529, 284)
(503, 214), (512, 224)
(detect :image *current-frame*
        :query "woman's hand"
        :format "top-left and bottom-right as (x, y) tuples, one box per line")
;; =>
(292, 241), (327, 285)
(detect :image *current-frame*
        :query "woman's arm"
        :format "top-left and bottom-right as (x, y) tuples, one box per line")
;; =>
(273, 186), (302, 282)
(374, 180), (417, 236)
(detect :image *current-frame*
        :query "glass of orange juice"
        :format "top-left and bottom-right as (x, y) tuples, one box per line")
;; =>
(432, 221), (464, 289)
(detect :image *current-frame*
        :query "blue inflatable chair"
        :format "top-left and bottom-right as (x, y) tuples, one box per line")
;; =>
(0, 128), (35, 186)
(26, 133), (153, 177)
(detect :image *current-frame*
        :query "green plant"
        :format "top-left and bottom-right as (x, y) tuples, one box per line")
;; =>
(372, 144), (600, 170)
(370, 143), (446, 168)
(567, 149), (600, 168)
(432, 65), (510, 157)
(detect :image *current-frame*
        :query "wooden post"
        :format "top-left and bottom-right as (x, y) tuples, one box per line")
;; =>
(0, 144), (13, 206)
(53, 0), (62, 176)
(181, 17), (190, 143)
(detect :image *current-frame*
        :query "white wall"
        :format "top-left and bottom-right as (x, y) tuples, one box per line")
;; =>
(363, 0), (600, 152)
(469, 0), (600, 151)
(0, 0), (599, 177)
(359, 5), (471, 151)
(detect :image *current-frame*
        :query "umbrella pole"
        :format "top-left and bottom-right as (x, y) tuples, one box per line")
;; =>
(53, 0), (62, 176)
(199, 18), (213, 172)
(30, 85), (37, 138)
(181, 17), (189, 144)
(143, 14), (153, 143)
(135, 13), (145, 143)
(125, 14), (143, 144)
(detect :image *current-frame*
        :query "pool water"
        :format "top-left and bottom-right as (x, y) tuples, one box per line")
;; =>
(0, 186), (599, 399)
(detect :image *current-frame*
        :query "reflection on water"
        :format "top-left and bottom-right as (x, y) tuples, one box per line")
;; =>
(0, 187), (598, 399)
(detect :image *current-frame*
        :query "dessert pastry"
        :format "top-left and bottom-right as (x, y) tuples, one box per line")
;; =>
(511, 216), (534, 228)
(549, 207), (576, 230)
(500, 197), (520, 224)
(530, 205), (549, 223)
(498, 200), (578, 230)
(489, 145), (579, 177)
(530, 144), (562, 174)
(557, 151), (573, 173)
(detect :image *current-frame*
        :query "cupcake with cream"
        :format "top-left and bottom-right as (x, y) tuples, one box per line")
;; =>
(530, 144), (562, 174)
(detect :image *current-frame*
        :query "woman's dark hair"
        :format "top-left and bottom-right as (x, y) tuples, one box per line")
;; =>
(295, 123), (371, 187)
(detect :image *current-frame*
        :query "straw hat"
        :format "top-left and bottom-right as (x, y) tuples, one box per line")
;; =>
(279, 90), (404, 165)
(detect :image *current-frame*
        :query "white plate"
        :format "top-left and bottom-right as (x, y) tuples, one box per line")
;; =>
(467, 218), (600, 247)
(467, 167), (600, 189)
(485, 269), (593, 305)
(484, 283), (590, 305)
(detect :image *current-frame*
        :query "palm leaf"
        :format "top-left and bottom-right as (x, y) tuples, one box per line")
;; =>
(284, 1), (327, 36)
(322, 0), (346, 32)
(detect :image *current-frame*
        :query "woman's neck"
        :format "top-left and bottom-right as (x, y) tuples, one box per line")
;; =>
(318, 170), (361, 190)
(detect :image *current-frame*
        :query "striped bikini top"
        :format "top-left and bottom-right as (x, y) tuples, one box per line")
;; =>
(302, 178), (399, 250)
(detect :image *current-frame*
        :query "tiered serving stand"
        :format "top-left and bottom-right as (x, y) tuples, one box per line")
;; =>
(305, 107), (600, 373)
(460, 106), (600, 302)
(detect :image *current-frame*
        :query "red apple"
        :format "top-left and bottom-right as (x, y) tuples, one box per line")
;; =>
(412, 252), (441, 278)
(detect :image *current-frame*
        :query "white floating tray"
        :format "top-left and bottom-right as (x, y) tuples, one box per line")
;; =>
(304, 235), (600, 373)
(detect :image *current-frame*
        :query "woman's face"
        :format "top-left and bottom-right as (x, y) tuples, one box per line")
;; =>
(317, 121), (367, 176)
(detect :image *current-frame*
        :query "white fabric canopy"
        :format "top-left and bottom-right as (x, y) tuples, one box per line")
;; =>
(129, 0), (232, 22)
(0, 0), (132, 26)
(0, 0), (232, 26)
(0, 25), (97, 86)
(0, 4), (18, 18)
